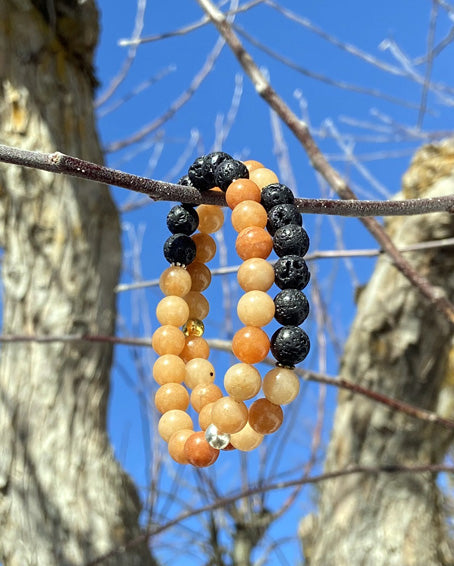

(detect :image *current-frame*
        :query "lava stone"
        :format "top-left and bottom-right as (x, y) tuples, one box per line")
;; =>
(166, 205), (199, 235)
(178, 174), (194, 187)
(274, 255), (310, 290)
(270, 326), (310, 366)
(273, 225), (309, 257)
(188, 156), (212, 191)
(267, 204), (302, 236)
(214, 159), (249, 191)
(200, 152), (232, 187)
(261, 183), (295, 211)
(274, 289), (309, 325)
(163, 233), (196, 266)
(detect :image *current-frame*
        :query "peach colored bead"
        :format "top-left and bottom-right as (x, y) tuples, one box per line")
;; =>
(232, 326), (270, 364)
(230, 422), (264, 451)
(185, 358), (215, 389)
(235, 226), (273, 261)
(184, 291), (209, 320)
(248, 167), (279, 189)
(237, 290), (275, 327)
(243, 159), (265, 173)
(197, 204), (224, 233)
(180, 336), (210, 363)
(152, 326), (186, 356)
(249, 398), (283, 435)
(184, 431), (219, 467)
(231, 200), (268, 232)
(237, 258), (275, 292)
(158, 409), (193, 442)
(211, 396), (248, 434)
(192, 233), (216, 263)
(159, 266), (192, 297)
(153, 354), (186, 385)
(262, 367), (300, 405)
(154, 383), (190, 413)
(191, 383), (223, 413)
(156, 295), (190, 327)
(224, 363), (262, 401)
(198, 401), (215, 430)
(225, 179), (261, 210)
(168, 429), (193, 464)
(187, 261), (212, 291)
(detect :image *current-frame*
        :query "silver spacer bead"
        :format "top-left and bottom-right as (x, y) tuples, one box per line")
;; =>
(205, 424), (230, 450)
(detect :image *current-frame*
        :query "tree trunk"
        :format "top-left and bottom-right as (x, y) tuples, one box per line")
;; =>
(0, 1), (155, 564)
(302, 140), (454, 565)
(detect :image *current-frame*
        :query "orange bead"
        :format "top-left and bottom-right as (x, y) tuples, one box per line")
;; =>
(158, 409), (193, 442)
(152, 326), (186, 356)
(248, 167), (279, 189)
(184, 291), (209, 320)
(224, 363), (262, 401)
(191, 383), (223, 412)
(197, 205), (224, 233)
(262, 367), (300, 405)
(235, 227), (273, 261)
(243, 159), (265, 173)
(168, 428), (193, 464)
(153, 354), (186, 385)
(237, 290), (275, 327)
(185, 358), (215, 389)
(230, 422), (264, 451)
(192, 233), (216, 263)
(231, 201), (268, 232)
(232, 326), (270, 364)
(184, 431), (219, 467)
(249, 398), (283, 434)
(156, 295), (190, 327)
(155, 383), (190, 413)
(225, 179), (261, 209)
(211, 396), (248, 434)
(237, 258), (275, 292)
(180, 335), (210, 363)
(198, 401), (215, 430)
(159, 266), (192, 297)
(187, 261), (212, 291)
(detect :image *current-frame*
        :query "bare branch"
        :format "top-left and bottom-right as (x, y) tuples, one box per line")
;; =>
(195, 0), (454, 324)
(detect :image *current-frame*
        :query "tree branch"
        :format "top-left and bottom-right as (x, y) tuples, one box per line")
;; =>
(1, 143), (454, 215)
(195, 0), (454, 325)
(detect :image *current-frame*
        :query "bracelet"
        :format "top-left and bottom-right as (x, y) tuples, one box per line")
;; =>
(152, 153), (311, 467)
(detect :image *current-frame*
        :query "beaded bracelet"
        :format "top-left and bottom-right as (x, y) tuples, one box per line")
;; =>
(152, 153), (311, 467)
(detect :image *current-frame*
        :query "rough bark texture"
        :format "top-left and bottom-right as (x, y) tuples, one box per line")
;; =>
(302, 140), (454, 565)
(0, 1), (155, 564)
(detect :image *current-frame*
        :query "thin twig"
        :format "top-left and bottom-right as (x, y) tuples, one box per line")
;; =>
(86, 462), (454, 564)
(2, 144), (454, 216)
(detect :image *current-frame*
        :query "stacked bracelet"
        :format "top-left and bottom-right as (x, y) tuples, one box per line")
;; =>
(152, 152), (311, 467)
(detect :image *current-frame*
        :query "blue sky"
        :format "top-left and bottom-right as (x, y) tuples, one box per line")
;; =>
(93, 2), (454, 563)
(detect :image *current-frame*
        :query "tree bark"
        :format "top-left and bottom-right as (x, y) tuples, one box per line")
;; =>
(0, 1), (155, 564)
(302, 140), (454, 565)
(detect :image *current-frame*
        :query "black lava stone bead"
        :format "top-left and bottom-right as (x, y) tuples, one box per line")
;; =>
(271, 326), (310, 366)
(274, 289), (309, 325)
(267, 204), (302, 236)
(273, 224), (310, 257)
(261, 183), (295, 211)
(178, 174), (194, 187)
(201, 151), (232, 186)
(274, 255), (310, 290)
(166, 205), (199, 235)
(163, 233), (196, 266)
(214, 159), (249, 191)
(188, 156), (212, 191)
